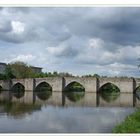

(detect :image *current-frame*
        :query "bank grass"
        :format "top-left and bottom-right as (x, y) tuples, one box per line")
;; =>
(112, 108), (140, 133)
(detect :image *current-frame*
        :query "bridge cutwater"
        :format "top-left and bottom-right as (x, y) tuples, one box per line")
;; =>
(0, 77), (140, 107)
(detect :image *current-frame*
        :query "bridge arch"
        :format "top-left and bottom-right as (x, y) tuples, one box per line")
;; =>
(64, 81), (85, 102)
(11, 82), (25, 91)
(98, 82), (120, 103)
(64, 81), (85, 92)
(134, 86), (140, 92)
(0, 85), (2, 92)
(11, 82), (25, 92)
(35, 82), (52, 91)
(11, 82), (25, 98)
(99, 82), (120, 92)
(134, 86), (140, 100)
(35, 82), (52, 101)
(99, 79), (122, 93)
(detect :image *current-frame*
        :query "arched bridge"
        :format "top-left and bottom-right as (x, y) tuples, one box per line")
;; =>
(0, 77), (140, 93)
(0, 77), (140, 106)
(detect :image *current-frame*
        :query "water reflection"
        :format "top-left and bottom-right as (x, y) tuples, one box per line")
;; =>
(13, 92), (25, 99)
(0, 90), (138, 133)
(100, 92), (120, 103)
(0, 100), (41, 119)
(98, 83), (121, 105)
(35, 91), (52, 101)
(0, 90), (138, 107)
(64, 92), (85, 102)
(0, 105), (135, 133)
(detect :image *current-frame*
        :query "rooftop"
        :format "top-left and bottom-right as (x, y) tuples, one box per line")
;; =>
(0, 62), (7, 66)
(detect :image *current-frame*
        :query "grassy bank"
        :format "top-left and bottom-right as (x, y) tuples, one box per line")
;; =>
(112, 108), (140, 133)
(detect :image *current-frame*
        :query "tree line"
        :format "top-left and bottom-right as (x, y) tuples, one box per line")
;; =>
(0, 61), (74, 80)
(0, 61), (133, 80)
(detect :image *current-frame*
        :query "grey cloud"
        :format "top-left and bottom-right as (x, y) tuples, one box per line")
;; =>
(0, 20), (12, 33)
(3, 7), (31, 14)
(0, 7), (140, 77)
(1, 7), (140, 46)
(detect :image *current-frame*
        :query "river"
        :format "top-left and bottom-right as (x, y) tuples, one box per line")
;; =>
(0, 90), (136, 133)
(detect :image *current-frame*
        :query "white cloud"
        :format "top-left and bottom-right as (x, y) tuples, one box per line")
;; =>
(11, 21), (25, 34)
(10, 54), (36, 63)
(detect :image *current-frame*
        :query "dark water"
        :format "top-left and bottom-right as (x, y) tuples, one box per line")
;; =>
(0, 91), (136, 133)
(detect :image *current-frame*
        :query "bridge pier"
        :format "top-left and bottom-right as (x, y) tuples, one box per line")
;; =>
(0, 80), (11, 91)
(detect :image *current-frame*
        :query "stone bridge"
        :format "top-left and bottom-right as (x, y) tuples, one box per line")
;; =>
(1, 77), (140, 107)
(0, 77), (140, 93)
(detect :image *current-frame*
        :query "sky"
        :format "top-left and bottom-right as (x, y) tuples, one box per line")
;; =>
(0, 7), (140, 77)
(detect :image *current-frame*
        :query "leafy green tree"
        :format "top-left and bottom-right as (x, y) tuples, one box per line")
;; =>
(93, 74), (100, 78)
(4, 65), (16, 79)
(0, 73), (6, 80)
(8, 61), (35, 79)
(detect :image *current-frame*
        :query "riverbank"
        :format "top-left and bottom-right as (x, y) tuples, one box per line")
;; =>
(112, 108), (140, 133)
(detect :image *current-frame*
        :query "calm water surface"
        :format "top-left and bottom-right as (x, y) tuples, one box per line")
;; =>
(0, 91), (136, 133)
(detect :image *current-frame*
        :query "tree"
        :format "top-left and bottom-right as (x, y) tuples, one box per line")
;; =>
(8, 61), (35, 79)
(0, 73), (6, 80)
(93, 74), (100, 78)
(4, 65), (16, 79)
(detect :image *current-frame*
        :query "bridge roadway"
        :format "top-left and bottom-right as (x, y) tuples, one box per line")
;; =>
(0, 77), (140, 107)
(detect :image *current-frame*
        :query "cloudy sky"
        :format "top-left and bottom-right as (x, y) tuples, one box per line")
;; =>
(0, 7), (140, 77)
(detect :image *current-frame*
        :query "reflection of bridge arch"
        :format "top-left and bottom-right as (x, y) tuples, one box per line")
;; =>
(98, 82), (121, 103)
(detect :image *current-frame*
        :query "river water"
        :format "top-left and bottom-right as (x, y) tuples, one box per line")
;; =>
(0, 91), (136, 133)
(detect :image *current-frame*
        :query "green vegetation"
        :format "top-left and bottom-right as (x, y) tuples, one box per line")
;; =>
(0, 61), (33, 80)
(13, 92), (25, 99)
(100, 92), (120, 103)
(135, 86), (140, 100)
(36, 91), (52, 101)
(0, 61), (134, 81)
(64, 82), (85, 102)
(99, 83), (120, 102)
(99, 83), (120, 93)
(7, 61), (35, 79)
(64, 82), (85, 92)
(82, 74), (100, 78)
(11, 83), (25, 99)
(0, 73), (7, 80)
(11, 83), (25, 93)
(35, 82), (52, 101)
(0, 100), (41, 119)
(113, 108), (140, 133)
(35, 82), (52, 92)
(0, 61), (75, 80)
(64, 92), (85, 102)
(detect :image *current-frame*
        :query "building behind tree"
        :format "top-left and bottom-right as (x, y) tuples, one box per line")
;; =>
(0, 62), (42, 74)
